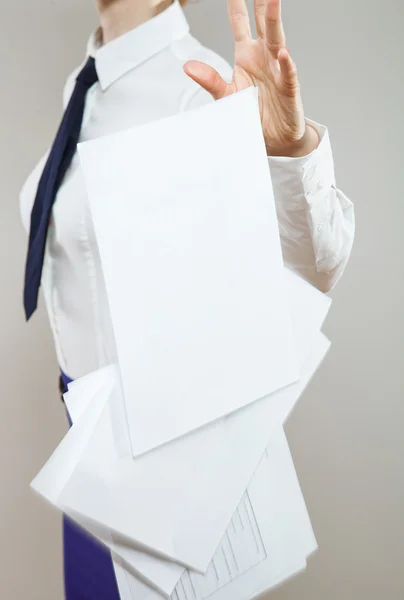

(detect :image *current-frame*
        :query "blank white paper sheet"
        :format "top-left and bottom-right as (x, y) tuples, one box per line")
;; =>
(78, 86), (299, 457)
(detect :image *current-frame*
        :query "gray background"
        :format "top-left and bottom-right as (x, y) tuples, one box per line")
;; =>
(1, 0), (403, 598)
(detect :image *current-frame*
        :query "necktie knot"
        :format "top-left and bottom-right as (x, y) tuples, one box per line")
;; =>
(76, 56), (98, 89)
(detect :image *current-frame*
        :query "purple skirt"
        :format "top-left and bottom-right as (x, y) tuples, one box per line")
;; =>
(61, 371), (121, 600)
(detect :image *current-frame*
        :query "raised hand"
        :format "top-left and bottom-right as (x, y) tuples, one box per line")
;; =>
(183, 0), (319, 157)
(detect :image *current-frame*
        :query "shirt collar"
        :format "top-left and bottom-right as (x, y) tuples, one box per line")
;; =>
(87, 0), (189, 91)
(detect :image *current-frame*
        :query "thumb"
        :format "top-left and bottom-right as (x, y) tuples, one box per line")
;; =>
(183, 60), (230, 101)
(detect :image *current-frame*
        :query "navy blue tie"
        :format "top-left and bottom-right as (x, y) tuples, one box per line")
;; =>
(23, 57), (99, 320)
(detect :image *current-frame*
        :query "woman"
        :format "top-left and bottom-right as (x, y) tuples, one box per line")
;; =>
(20, 0), (355, 598)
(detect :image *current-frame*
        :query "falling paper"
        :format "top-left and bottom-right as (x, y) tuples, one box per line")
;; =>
(30, 76), (334, 600)
(78, 86), (300, 458)
(51, 272), (330, 598)
(108, 425), (320, 600)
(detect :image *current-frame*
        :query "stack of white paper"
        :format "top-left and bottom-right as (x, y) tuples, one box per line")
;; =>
(31, 87), (331, 600)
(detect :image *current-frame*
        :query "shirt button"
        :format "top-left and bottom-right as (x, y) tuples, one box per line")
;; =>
(317, 222), (325, 232)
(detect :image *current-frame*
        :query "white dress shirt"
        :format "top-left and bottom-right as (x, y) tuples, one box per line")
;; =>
(20, 0), (354, 381)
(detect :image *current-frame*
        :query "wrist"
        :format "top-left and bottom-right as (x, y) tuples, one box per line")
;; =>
(266, 123), (320, 158)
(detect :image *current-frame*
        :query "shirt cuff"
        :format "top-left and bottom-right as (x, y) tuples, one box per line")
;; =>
(267, 119), (336, 211)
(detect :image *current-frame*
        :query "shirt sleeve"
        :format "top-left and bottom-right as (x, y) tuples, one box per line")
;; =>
(185, 87), (355, 293)
(268, 118), (355, 292)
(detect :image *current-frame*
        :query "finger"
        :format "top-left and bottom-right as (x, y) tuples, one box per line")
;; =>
(265, 0), (286, 58)
(277, 47), (299, 95)
(254, 0), (266, 38)
(227, 0), (252, 42)
(183, 61), (230, 101)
